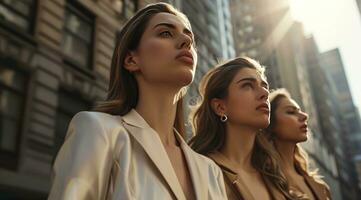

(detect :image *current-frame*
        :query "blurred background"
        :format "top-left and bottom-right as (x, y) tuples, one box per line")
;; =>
(0, 0), (361, 199)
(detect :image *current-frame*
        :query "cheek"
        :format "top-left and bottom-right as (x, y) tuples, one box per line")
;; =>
(136, 38), (195, 86)
(227, 91), (254, 120)
(274, 115), (298, 139)
(139, 39), (174, 66)
(136, 39), (175, 82)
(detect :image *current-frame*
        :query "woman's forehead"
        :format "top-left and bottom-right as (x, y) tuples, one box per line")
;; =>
(233, 68), (267, 82)
(147, 12), (192, 32)
(279, 97), (300, 109)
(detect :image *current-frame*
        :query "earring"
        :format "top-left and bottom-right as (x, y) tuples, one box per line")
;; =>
(220, 114), (228, 122)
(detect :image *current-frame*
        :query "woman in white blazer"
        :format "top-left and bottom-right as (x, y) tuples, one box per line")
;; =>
(48, 3), (227, 200)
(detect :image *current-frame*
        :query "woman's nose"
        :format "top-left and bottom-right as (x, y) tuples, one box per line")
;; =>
(259, 85), (269, 101)
(178, 34), (192, 49)
(299, 111), (309, 122)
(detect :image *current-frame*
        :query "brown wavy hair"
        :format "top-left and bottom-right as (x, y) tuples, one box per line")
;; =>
(93, 3), (190, 136)
(265, 88), (323, 183)
(189, 57), (298, 199)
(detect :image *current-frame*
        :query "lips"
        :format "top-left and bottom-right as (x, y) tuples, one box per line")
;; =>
(256, 102), (270, 114)
(176, 50), (194, 65)
(300, 124), (308, 132)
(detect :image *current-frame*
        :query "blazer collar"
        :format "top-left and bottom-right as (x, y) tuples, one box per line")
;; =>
(208, 152), (254, 200)
(121, 109), (186, 200)
(303, 175), (327, 200)
(208, 152), (238, 174)
(208, 152), (286, 200)
(176, 131), (208, 200)
(295, 164), (328, 200)
(121, 109), (149, 128)
(121, 109), (208, 200)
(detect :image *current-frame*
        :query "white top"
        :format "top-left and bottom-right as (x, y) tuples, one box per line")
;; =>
(48, 109), (227, 200)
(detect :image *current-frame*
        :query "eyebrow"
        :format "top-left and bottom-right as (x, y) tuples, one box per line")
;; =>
(236, 77), (269, 88)
(284, 105), (300, 110)
(153, 22), (193, 38)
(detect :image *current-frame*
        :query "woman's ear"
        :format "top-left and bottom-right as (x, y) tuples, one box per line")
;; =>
(124, 51), (140, 72)
(210, 98), (227, 116)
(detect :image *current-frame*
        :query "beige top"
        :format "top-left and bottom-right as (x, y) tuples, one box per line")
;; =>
(48, 109), (227, 200)
(288, 164), (332, 200)
(208, 152), (286, 200)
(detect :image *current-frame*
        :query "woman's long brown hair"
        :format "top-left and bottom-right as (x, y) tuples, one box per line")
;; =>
(189, 57), (297, 199)
(93, 3), (189, 136)
(265, 89), (324, 183)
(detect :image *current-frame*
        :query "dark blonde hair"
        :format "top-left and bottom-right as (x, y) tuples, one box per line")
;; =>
(93, 3), (190, 136)
(265, 88), (323, 182)
(189, 57), (297, 199)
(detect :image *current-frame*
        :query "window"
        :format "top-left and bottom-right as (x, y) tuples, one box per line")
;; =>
(348, 117), (361, 134)
(0, 0), (37, 33)
(53, 89), (91, 161)
(244, 26), (254, 33)
(0, 60), (28, 169)
(244, 15), (252, 23)
(61, 1), (94, 69)
(110, 0), (137, 18)
(110, 0), (124, 14)
(332, 74), (349, 92)
(123, 0), (137, 18)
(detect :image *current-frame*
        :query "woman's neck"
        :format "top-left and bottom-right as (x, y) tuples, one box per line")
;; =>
(274, 140), (297, 174)
(135, 82), (181, 147)
(219, 122), (258, 172)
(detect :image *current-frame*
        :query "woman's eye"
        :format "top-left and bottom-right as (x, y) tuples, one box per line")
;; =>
(159, 31), (172, 37)
(242, 83), (253, 88)
(287, 111), (296, 114)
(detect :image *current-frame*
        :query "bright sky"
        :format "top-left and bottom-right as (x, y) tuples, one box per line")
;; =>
(289, 0), (361, 111)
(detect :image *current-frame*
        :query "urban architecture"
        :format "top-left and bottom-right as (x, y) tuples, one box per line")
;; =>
(0, 0), (138, 198)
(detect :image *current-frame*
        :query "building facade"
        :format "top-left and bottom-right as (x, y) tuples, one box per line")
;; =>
(356, 0), (361, 18)
(320, 48), (361, 196)
(304, 37), (358, 200)
(0, 0), (138, 198)
(230, 0), (294, 89)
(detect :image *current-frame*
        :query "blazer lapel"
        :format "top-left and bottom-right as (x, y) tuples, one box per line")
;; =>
(263, 177), (286, 200)
(175, 131), (208, 200)
(208, 152), (255, 200)
(303, 175), (327, 200)
(209, 153), (288, 200)
(121, 109), (186, 200)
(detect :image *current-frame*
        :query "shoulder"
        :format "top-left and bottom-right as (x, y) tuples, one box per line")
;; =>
(306, 174), (331, 198)
(311, 175), (330, 189)
(317, 179), (331, 196)
(72, 111), (120, 124)
(69, 111), (129, 141)
(72, 111), (127, 129)
(186, 146), (223, 174)
(317, 179), (332, 199)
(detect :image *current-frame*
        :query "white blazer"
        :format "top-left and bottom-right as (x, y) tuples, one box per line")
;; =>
(48, 109), (227, 200)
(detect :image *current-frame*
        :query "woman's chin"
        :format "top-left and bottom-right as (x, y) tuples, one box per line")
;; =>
(253, 120), (270, 129)
(299, 135), (308, 142)
(257, 118), (270, 129)
(175, 69), (194, 86)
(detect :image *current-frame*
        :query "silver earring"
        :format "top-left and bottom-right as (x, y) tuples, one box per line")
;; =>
(220, 114), (228, 122)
